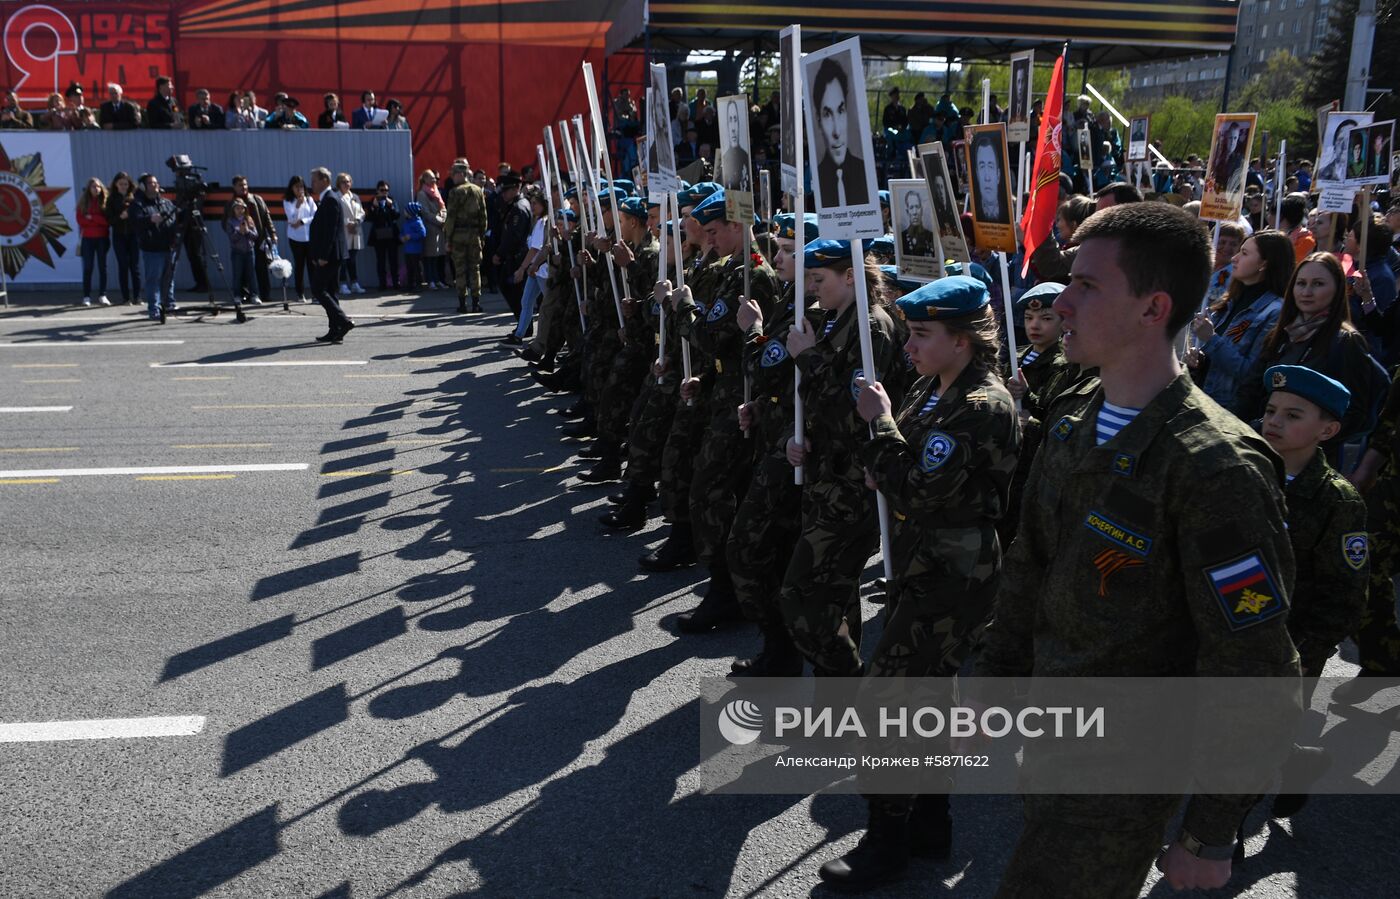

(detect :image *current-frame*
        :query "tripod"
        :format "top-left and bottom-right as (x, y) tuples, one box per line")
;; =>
(169, 211), (246, 324)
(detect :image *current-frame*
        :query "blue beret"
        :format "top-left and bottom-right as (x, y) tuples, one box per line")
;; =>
(597, 186), (629, 208)
(619, 197), (649, 221)
(665, 217), (684, 236)
(610, 179), (637, 196)
(1015, 281), (1065, 314)
(557, 208), (578, 222)
(679, 181), (722, 207)
(690, 189), (729, 225)
(773, 213), (820, 243)
(879, 190), (891, 208)
(563, 186), (579, 199)
(896, 275), (991, 322)
(944, 259), (993, 291)
(804, 238), (852, 269)
(1265, 365), (1350, 420)
(868, 234), (895, 258)
(878, 263), (924, 294)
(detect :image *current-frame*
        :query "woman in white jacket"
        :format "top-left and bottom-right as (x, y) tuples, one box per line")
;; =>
(282, 175), (317, 302)
(336, 172), (366, 294)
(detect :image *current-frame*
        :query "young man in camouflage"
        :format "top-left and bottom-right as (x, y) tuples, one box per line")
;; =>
(443, 160), (486, 314)
(565, 186), (629, 441)
(975, 203), (1300, 897)
(669, 188), (779, 633)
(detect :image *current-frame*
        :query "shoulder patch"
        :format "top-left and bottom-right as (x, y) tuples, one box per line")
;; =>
(707, 299), (730, 323)
(850, 368), (867, 403)
(920, 431), (958, 472)
(1343, 532), (1369, 571)
(651, 301), (662, 317)
(1203, 553), (1286, 631)
(760, 341), (790, 368)
(1111, 453), (1136, 477)
(1053, 416), (1074, 442)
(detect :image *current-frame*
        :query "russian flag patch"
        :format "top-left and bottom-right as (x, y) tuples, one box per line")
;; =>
(1204, 553), (1285, 631)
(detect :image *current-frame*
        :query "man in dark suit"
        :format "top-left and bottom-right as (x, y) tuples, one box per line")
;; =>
(813, 57), (869, 208)
(308, 167), (355, 342)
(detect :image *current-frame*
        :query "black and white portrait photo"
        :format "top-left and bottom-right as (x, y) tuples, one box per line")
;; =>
(967, 126), (1011, 225)
(917, 141), (970, 265)
(780, 26), (800, 192)
(1127, 115), (1150, 163)
(1316, 111), (1371, 187)
(647, 65), (678, 193)
(889, 178), (941, 281)
(718, 94), (752, 193)
(803, 37), (881, 238)
(1008, 51), (1033, 144)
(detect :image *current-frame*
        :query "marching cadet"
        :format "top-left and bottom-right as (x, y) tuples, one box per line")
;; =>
(641, 182), (724, 573)
(564, 185), (629, 441)
(443, 160), (487, 314)
(814, 275), (1021, 890)
(518, 207), (580, 373)
(779, 240), (905, 675)
(670, 188), (779, 633)
(602, 211), (693, 529)
(1252, 364), (1368, 828)
(727, 212), (821, 674)
(974, 204), (1299, 897)
(577, 196), (658, 483)
(1000, 281), (1072, 543)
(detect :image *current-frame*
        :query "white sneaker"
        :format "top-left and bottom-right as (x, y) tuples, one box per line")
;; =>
(339, 284), (350, 295)
(249, 296), (264, 306)
(98, 295), (111, 306)
(81, 296), (92, 306)
(351, 282), (366, 294)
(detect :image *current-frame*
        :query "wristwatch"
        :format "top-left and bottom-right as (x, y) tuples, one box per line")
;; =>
(1177, 830), (1237, 861)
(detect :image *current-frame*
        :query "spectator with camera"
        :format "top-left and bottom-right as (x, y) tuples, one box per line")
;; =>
(284, 176), (317, 302)
(132, 173), (181, 321)
(224, 92), (257, 130)
(1, 89), (33, 129)
(365, 180), (402, 290)
(266, 94), (309, 129)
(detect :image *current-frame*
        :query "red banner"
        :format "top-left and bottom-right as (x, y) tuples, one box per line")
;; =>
(1020, 48), (1066, 278)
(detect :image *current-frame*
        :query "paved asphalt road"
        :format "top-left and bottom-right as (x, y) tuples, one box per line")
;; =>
(0, 288), (1396, 899)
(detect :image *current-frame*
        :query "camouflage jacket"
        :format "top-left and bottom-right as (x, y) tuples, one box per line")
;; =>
(676, 244), (776, 409)
(1285, 448), (1369, 671)
(794, 302), (904, 510)
(744, 281), (823, 449)
(619, 235), (660, 352)
(443, 181), (486, 238)
(862, 364), (1020, 543)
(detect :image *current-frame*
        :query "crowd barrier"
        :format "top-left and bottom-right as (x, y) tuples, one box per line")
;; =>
(0, 130), (414, 288)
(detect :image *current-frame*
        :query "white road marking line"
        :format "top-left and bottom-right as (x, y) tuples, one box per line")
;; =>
(152, 360), (367, 368)
(0, 715), (206, 743)
(0, 340), (185, 347)
(0, 406), (72, 413)
(0, 463), (308, 478)
(0, 447), (78, 453)
(10, 363), (79, 368)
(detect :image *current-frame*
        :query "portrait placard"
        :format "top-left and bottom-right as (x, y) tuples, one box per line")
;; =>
(917, 141), (971, 266)
(802, 36), (882, 240)
(1127, 116), (1151, 163)
(962, 124), (1017, 253)
(1007, 51), (1034, 144)
(1201, 113), (1257, 222)
(889, 178), (943, 282)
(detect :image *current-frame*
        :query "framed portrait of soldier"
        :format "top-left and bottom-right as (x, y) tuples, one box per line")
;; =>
(647, 65), (679, 195)
(718, 94), (755, 222)
(889, 179), (942, 282)
(1201, 112), (1256, 222)
(1315, 111), (1371, 189)
(1076, 124), (1094, 178)
(803, 36), (882, 240)
(1127, 115), (1150, 163)
(952, 138), (969, 191)
(1346, 119), (1394, 187)
(962, 124), (1016, 252)
(1392, 151), (1400, 194)
(1007, 50), (1033, 144)
(779, 25), (801, 193)
(917, 141), (971, 265)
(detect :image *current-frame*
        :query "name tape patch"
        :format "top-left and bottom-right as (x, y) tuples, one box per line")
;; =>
(1083, 511), (1152, 558)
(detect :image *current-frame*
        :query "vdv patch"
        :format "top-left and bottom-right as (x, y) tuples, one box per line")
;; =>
(1204, 553), (1285, 631)
(850, 368), (867, 403)
(1053, 417), (1074, 442)
(651, 301), (662, 317)
(1343, 532), (1369, 571)
(1083, 511), (1152, 557)
(920, 431), (957, 472)
(760, 341), (790, 367)
(1112, 453), (1136, 477)
(707, 299), (730, 322)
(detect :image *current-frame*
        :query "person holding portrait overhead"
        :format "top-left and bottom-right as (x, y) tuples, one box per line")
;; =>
(814, 58), (870, 207)
(720, 99), (752, 192)
(971, 132), (1009, 225)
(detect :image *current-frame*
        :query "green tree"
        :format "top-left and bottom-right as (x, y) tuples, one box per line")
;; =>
(1300, 0), (1400, 159)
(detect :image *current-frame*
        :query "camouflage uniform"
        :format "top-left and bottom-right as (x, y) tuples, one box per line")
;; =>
(727, 283), (819, 626)
(581, 245), (623, 414)
(595, 236), (659, 448)
(529, 230), (583, 360)
(999, 340), (1076, 545)
(622, 248), (694, 493)
(444, 179), (487, 300)
(976, 373), (1300, 899)
(777, 302), (905, 675)
(1286, 449), (1369, 675)
(1357, 378), (1400, 674)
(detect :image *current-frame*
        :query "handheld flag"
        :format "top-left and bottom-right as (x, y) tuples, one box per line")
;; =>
(1020, 46), (1067, 278)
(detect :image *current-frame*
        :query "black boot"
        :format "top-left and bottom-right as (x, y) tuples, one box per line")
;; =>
(577, 446), (622, 483)
(457, 295), (468, 314)
(599, 493), (648, 531)
(908, 794), (952, 860)
(561, 418), (596, 440)
(471, 297), (483, 313)
(556, 401), (587, 419)
(731, 622), (805, 677)
(677, 564), (743, 634)
(609, 483), (655, 506)
(1271, 744), (1330, 818)
(639, 523), (697, 571)
(818, 805), (911, 891)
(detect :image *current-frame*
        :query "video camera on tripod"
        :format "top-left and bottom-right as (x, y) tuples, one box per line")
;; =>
(166, 154), (218, 222)
(162, 154), (247, 322)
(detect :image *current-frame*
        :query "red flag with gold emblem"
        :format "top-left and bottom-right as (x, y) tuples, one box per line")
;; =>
(1020, 46), (1067, 277)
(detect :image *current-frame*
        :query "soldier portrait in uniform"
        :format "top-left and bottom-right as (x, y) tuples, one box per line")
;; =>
(890, 179), (941, 281)
(1007, 51), (1033, 143)
(1316, 113), (1369, 186)
(646, 68), (677, 188)
(917, 142), (970, 264)
(718, 94), (752, 192)
(780, 27), (798, 191)
(1127, 115), (1150, 162)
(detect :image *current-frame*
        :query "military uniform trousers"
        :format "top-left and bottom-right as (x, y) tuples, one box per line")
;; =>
(686, 407), (755, 566)
(727, 451), (803, 628)
(596, 345), (650, 446)
(530, 276), (571, 357)
(582, 326), (621, 413)
(625, 376), (679, 489)
(450, 232), (483, 297)
(659, 393), (708, 525)
(778, 483), (880, 676)
(1359, 477), (1400, 674)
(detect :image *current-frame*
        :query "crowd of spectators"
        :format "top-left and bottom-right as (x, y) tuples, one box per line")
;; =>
(0, 80), (413, 132)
